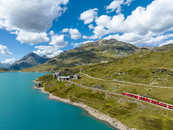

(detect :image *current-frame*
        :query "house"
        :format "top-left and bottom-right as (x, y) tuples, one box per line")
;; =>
(53, 72), (80, 81)
(72, 74), (80, 80)
(53, 72), (62, 78)
(57, 76), (70, 81)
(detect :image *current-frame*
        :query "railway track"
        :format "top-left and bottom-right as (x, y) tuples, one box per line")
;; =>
(68, 80), (173, 112)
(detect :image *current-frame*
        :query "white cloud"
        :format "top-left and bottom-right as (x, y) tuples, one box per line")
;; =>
(0, 44), (12, 55)
(89, 0), (173, 46)
(80, 8), (98, 24)
(72, 40), (95, 48)
(125, 0), (134, 6)
(49, 30), (55, 36)
(49, 34), (67, 47)
(123, 0), (173, 34)
(96, 15), (111, 27)
(106, 0), (124, 13)
(159, 40), (173, 47)
(16, 30), (49, 44)
(0, 0), (69, 44)
(62, 28), (81, 39)
(93, 25), (108, 38)
(34, 45), (63, 58)
(34, 33), (68, 58)
(1, 58), (16, 64)
(88, 24), (94, 29)
(83, 35), (98, 40)
(90, 14), (125, 38)
(104, 32), (173, 46)
(94, 14), (125, 38)
(109, 14), (125, 32)
(106, 0), (134, 13)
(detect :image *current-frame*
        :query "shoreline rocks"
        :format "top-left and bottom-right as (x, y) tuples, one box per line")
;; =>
(34, 86), (136, 130)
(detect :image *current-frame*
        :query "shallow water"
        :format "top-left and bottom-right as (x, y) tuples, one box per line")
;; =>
(0, 72), (114, 130)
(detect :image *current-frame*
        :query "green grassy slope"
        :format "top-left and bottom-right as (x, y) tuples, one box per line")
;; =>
(79, 48), (173, 86)
(37, 74), (173, 130)
(23, 39), (139, 72)
(48, 39), (139, 67)
(35, 43), (173, 130)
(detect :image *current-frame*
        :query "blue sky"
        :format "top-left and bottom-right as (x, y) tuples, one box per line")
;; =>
(0, 0), (172, 64)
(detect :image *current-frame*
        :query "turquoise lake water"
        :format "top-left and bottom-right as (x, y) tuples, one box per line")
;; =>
(0, 72), (115, 130)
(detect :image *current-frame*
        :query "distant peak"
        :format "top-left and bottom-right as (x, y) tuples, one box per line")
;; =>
(26, 52), (40, 57)
(28, 52), (37, 55)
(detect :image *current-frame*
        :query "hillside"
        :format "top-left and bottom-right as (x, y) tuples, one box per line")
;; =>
(23, 39), (139, 72)
(48, 39), (139, 66)
(0, 68), (8, 72)
(155, 43), (173, 51)
(35, 43), (173, 130)
(78, 45), (173, 86)
(10, 52), (49, 70)
(0, 63), (11, 69)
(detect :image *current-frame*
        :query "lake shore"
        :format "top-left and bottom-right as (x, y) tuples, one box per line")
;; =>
(34, 86), (136, 130)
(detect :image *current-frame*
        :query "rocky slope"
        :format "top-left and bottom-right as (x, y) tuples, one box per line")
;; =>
(10, 52), (49, 70)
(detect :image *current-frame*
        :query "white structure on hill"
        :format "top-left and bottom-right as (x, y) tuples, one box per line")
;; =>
(53, 72), (80, 81)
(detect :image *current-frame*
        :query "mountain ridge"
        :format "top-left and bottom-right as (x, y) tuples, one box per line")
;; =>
(23, 39), (140, 71)
(47, 39), (139, 66)
(17, 40), (173, 72)
(10, 52), (49, 70)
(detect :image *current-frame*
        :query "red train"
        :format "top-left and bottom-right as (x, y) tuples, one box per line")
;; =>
(121, 92), (173, 110)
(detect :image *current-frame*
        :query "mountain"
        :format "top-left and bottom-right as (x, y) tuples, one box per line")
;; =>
(154, 43), (173, 51)
(47, 39), (139, 69)
(23, 39), (140, 72)
(75, 43), (173, 86)
(0, 63), (11, 69)
(37, 42), (173, 130)
(10, 52), (49, 70)
(0, 68), (7, 72)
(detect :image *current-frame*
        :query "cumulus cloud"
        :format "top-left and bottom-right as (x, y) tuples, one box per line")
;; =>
(80, 8), (98, 24)
(16, 30), (49, 44)
(104, 32), (173, 46)
(90, 0), (173, 46)
(0, 0), (69, 44)
(96, 15), (111, 27)
(62, 28), (81, 39)
(88, 24), (94, 29)
(1, 58), (16, 64)
(106, 0), (124, 13)
(0, 44), (12, 55)
(34, 34), (67, 58)
(124, 0), (173, 34)
(106, 0), (134, 13)
(34, 45), (63, 58)
(83, 35), (97, 40)
(49, 34), (67, 47)
(93, 14), (125, 38)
